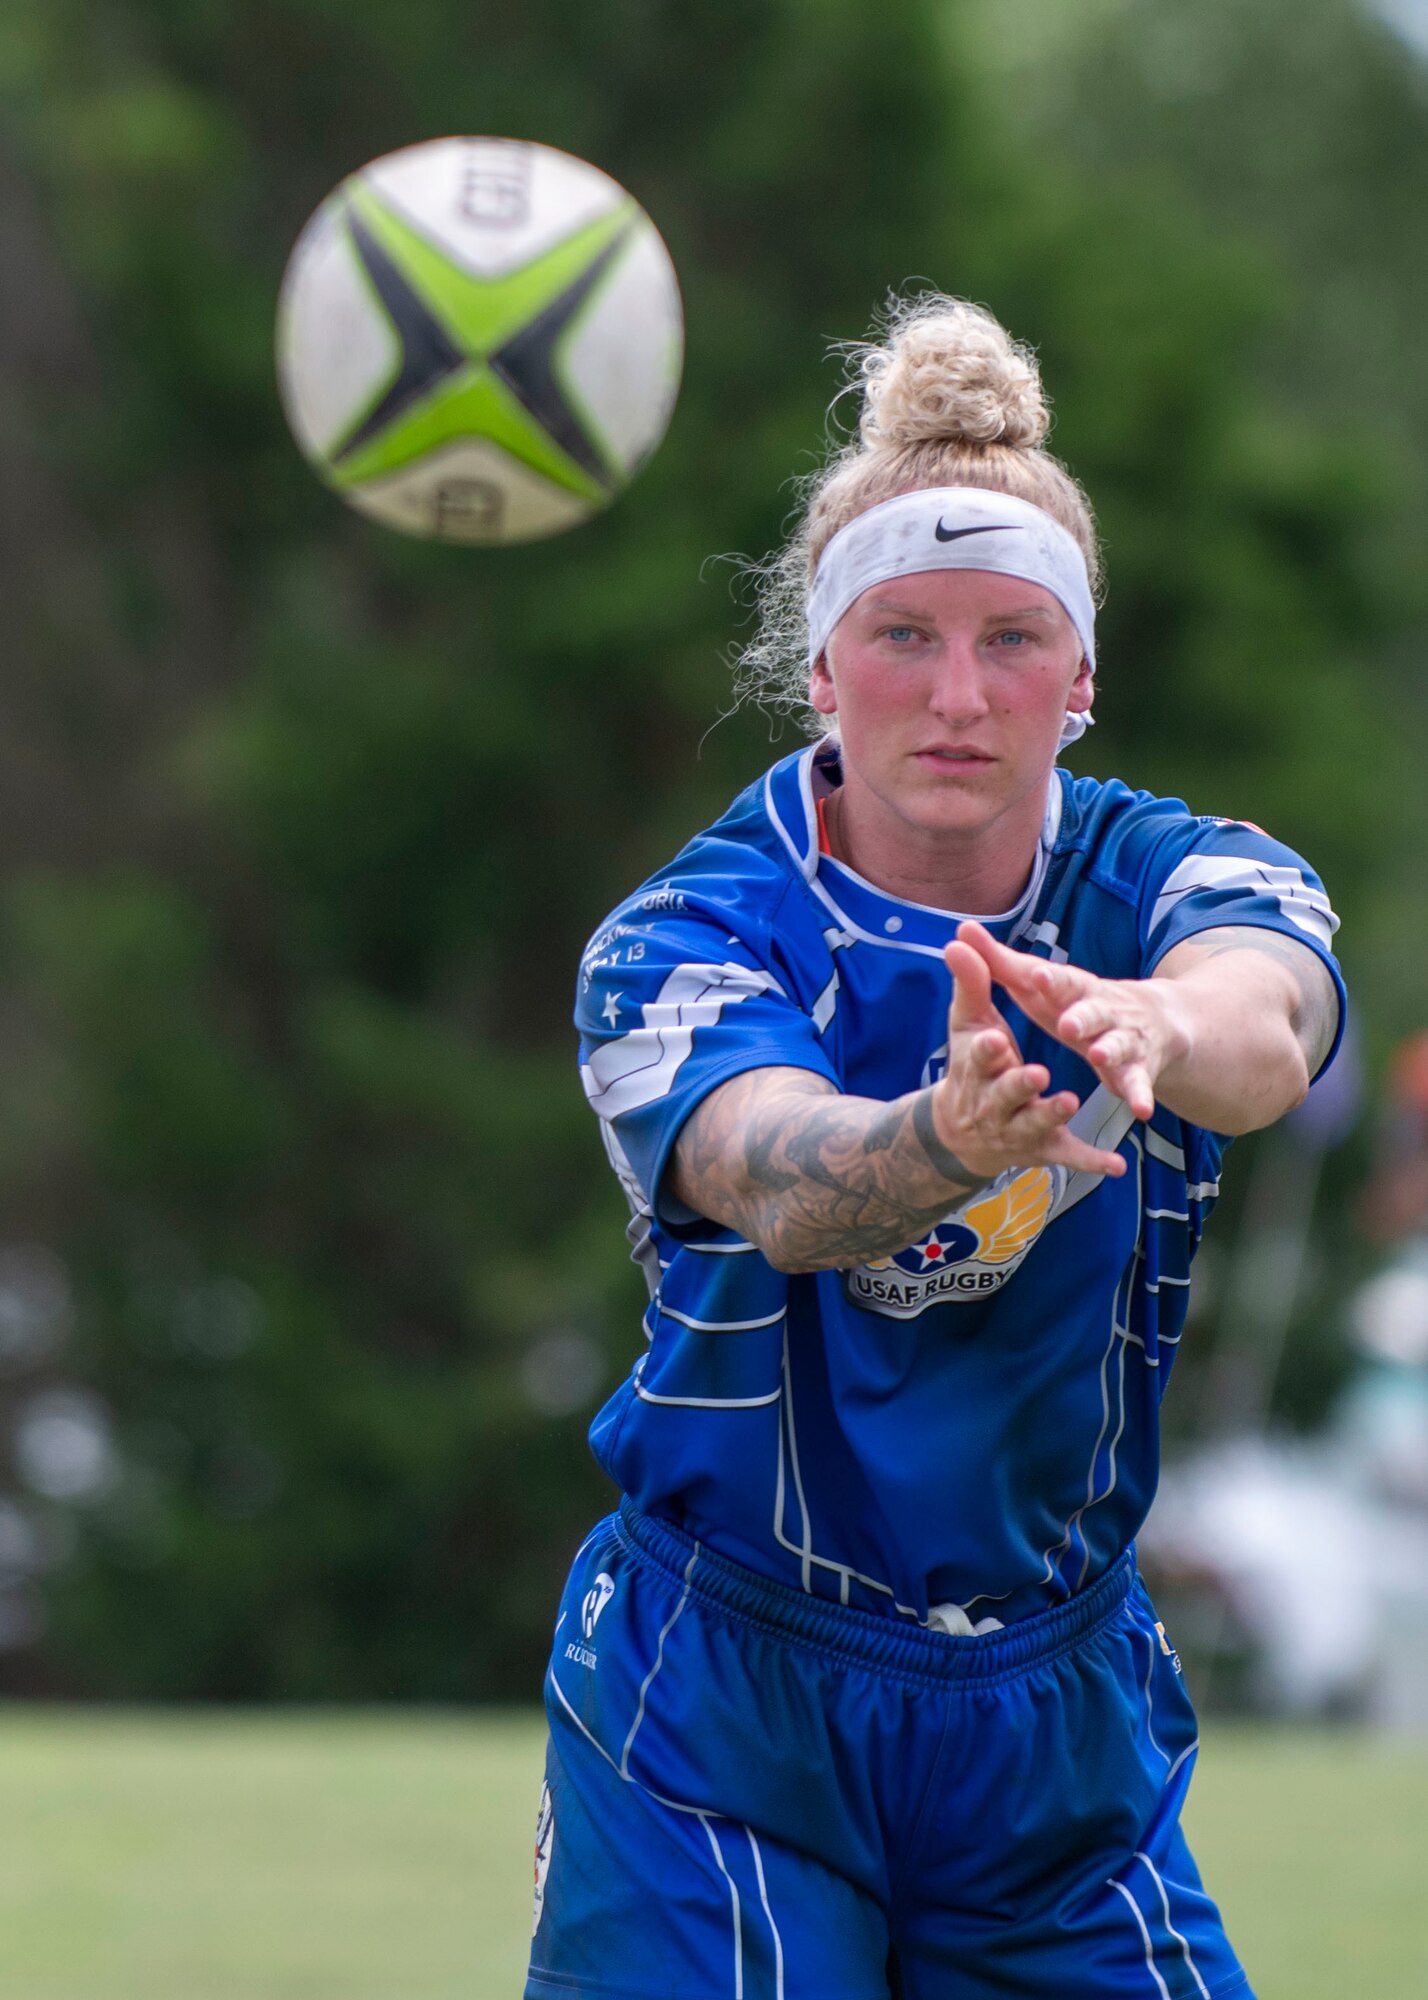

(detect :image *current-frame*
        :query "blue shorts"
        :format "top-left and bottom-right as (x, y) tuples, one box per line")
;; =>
(526, 1504), (1253, 2000)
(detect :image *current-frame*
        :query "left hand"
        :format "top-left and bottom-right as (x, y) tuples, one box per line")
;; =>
(954, 921), (1192, 1123)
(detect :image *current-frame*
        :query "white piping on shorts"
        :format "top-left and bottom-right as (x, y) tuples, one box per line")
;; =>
(1108, 1877), (1173, 2000)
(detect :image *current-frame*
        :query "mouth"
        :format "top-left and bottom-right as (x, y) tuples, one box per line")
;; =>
(913, 746), (994, 767)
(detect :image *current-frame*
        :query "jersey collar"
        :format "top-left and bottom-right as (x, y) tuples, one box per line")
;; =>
(763, 744), (1065, 959)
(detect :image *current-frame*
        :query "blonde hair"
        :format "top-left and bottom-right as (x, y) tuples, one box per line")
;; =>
(733, 295), (1102, 729)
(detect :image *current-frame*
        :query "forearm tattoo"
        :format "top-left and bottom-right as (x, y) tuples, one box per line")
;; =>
(672, 1069), (991, 1273)
(1176, 925), (1339, 1074)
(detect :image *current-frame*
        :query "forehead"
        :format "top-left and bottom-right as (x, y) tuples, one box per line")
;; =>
(846, 568), (1067, 624)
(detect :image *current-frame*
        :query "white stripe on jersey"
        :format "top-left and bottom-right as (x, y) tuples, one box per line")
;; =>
(599, 1119), (652, 1216)
(811, 970), (839, 1032)
(1015, 917), (1070, 962)
(1149, 854), (1338, 949)
(658, 1303), (787, 1333)
(582, 962), (783, 1119)
(1142, 1127), (1186, 1171)
(635, 1382), (783, 1409)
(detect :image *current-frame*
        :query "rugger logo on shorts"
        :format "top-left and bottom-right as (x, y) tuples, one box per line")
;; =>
(581, 1572), (615, 1639)
(846, 1166), (1062, 1319)
(564, 1571), (616, 1671)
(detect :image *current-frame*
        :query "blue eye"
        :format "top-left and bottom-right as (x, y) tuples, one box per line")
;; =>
(884, 626), (917, 643)
(990, 630), (1030, 647)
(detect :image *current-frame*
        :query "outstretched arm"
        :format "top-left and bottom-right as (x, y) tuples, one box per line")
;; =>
(958, 920), (1339, 1136)
(668, 937), (1126, 1274)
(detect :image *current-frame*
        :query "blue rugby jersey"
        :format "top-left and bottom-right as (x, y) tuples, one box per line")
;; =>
(576, 745), (1345, 1627)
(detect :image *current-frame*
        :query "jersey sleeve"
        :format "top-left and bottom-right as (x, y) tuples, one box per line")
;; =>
(576, 892), (839, 1228)
(1138, 813), (1347, 1079)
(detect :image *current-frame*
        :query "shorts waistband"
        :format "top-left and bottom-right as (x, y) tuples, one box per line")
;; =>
(614, 1501), (1137, 1687)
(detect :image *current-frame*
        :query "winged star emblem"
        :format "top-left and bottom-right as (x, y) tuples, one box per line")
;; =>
(850, 1166), (1060, 1319)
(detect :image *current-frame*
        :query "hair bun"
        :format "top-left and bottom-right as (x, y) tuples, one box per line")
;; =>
(858, 298), (1050, 453)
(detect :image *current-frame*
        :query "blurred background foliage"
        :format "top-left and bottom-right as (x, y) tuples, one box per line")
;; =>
(0, 0), (1421, 1697)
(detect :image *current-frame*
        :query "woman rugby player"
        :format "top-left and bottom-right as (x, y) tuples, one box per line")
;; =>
(526, 298), (1343, 2000)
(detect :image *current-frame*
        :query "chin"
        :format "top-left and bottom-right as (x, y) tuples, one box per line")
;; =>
(905, 797), (998, 838)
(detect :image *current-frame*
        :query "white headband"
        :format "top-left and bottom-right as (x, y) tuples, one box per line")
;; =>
(806, 487), (1096, 748)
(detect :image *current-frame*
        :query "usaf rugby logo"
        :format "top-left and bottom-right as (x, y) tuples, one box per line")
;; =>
(846, 1164), (1064, 1319)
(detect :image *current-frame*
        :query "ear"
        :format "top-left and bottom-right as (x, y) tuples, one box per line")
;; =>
(1066, 658), (1094, 714)
(809, 650), (838, 717)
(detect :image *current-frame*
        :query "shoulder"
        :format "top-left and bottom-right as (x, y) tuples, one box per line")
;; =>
(1057, 771), (1199, 888)
(582, 755), (807, 958)
(1054, 770), (1331, 906)
(576, 751), (830, 1027)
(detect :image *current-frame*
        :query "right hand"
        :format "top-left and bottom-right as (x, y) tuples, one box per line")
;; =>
(932, 938), (1128, 1181)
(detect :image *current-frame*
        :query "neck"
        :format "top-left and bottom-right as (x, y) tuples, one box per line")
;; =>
(824, 770), (1054, 917)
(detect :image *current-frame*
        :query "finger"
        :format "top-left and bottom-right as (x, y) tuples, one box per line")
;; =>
(1069, 1039), (1155, 1121)
(982, 1064), (1053, 1120)
(1058, 997), (1122, 1046)
(947, 947), (1022, 1056)
(991, 1095), (1126, 1173)
(1035, 959), (1098, 1007)
(1100, 1060), (1156, 1123)
(997, 1087), (1080, 1139)
(960, 922), (1093, 1007)
(945, 940), (995, 1031)
(1045, 1131), (1129, 1177)
(1027, 964), (1103, 1031)
(1077, 1028), (1155, 1115)
(962, 927), (1098, 1033)
(1083, 1028), (1143, 1072)
(954, 921), (1043, 998)
(966, 1029), (1020, 1077)
(964, 1064), (1048, 1128)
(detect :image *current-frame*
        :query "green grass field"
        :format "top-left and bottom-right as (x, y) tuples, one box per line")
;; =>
(0, 1710), (1424, 1998)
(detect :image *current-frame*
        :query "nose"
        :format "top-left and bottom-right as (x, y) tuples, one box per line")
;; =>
(927, 635), (991, 726)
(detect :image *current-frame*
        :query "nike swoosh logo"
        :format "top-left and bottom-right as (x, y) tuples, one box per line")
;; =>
(934, 520), (1019, 542)
(928, 520), (1016, 544)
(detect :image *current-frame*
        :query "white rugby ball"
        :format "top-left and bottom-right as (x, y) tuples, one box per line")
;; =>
(276, 136), (684, 543)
